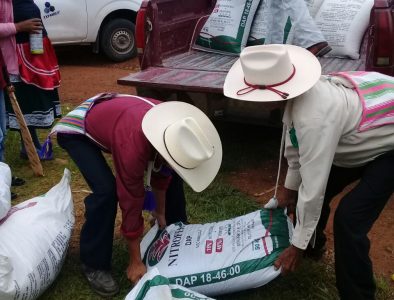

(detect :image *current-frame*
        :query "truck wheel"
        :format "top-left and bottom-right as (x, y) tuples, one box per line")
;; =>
(100, 19), (137, 62)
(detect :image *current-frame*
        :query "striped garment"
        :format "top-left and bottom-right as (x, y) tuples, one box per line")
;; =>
(331, 71), (394, 131)
(49, 93), (157, 152)
(50, 95), (96, 135)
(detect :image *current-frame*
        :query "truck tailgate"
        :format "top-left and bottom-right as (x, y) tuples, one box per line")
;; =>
(118, 49), (366, 92)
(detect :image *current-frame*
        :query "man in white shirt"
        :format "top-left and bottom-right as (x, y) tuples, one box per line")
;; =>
(224, 44), (394, 299)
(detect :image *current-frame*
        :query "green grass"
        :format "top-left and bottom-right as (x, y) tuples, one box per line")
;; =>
(4, 115), (394, 300)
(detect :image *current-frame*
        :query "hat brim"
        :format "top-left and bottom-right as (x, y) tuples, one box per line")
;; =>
(142, 101), (222, 192)
(224, 44), (322, 102)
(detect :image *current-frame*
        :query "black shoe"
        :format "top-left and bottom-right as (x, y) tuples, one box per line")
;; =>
(81, 264), (119, 297)
(306, 41), (332, 57)
(11, 176), (25, 187)
(304, 245), (326, 261)
(11, 192), (18, 200)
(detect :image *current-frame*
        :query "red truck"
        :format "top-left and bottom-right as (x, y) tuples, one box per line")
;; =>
(118, 0), (394, 125)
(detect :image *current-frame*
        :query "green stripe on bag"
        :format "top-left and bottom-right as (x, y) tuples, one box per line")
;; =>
(135, 275), (170, 300)
(171, 288), (212, 299)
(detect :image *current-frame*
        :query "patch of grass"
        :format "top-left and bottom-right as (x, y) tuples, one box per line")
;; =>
(3, 115), (393, 300)
(185, 175), (259, 224)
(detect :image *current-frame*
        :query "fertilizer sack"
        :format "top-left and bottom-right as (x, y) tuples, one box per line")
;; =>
(313, 0), (374, 59)
(0, 162), (12, 220)
(141, 209), (292, 296)
(0, 169), (74, 300)
(194, 0), (261, 55)
(247, 0), (273, 46)
(125, 268), (215, 300)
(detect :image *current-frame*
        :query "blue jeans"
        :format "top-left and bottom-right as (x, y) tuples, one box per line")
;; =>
(0, 90), (6, 162)
(57, 133), (187, 270)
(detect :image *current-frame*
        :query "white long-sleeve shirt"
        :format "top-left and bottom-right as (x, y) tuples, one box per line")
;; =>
(283, 75), (394, 250)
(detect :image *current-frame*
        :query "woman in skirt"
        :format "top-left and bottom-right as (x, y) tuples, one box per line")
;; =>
(5, 0), (61, 160)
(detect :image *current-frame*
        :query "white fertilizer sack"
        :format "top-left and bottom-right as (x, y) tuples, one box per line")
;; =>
(0, 169), (74, 300)
(247, 0), (273, 46)
(194, 0), (261, 54)
(125, 268), (215, 300)
(0, 162), (12, 220)
(141, 209), (292, 296)
(314, 0), (374, 59)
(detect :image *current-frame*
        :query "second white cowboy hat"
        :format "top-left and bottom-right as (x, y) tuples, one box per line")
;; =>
(224, 44), (321, 102)
(142, 101), (222, 192)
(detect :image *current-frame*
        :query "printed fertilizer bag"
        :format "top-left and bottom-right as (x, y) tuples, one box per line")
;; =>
(0, 162), (12, 220)
(313, 0), (374, 59)
(140, 209), (292, 296)
(194, 0), (261, 55)
(247, 0), (273, 46)
(125, 268), (215, 300)
(0, 169), (74, 300)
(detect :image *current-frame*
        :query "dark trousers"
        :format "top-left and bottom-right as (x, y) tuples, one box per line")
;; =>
(314, 151), (394, 299)
(57, 133), (187, 270)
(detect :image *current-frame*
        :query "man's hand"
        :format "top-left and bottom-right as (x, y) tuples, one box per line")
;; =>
(126, 237), (147, 285)
(276, 187), (297, 220)
(15, 18), (43, 33)
(127, 260), (147, 285)
(274, 245), (303, 275)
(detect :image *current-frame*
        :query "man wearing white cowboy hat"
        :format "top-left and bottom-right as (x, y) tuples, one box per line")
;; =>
(224, 44), (394, 299)
(52, 93), (222, 297)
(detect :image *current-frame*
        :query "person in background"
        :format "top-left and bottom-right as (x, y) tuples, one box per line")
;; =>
(4, 0), (61, 161)
(224, 44), (394, 299)
(0, 0), (28, 197)
(52, 93), (222, 297)
(269, 0), (331, 56)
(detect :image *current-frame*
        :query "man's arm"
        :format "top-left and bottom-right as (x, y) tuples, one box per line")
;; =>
(126, 237), (147, 284)
(275, 81), (348, 274)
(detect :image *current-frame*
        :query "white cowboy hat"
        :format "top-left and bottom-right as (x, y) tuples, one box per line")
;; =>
(142, 101), (222, 192)
(224, 44), (321, 102)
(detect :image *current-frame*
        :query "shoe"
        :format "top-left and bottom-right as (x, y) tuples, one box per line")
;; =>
(304, 245), (326, 261)
(306, 42), (332, 57)
(11, 176), (25, 187)
(11, 192), (18, 200)
(81, 264), (119, 297)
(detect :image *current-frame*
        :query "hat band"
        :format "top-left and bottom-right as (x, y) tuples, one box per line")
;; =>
(236, 65), (296, 99)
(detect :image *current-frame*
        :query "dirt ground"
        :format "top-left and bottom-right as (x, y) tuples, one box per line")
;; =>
(56, 46), (394, 283)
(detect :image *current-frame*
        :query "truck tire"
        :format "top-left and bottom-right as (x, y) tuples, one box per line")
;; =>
(100, 19), (137, 62)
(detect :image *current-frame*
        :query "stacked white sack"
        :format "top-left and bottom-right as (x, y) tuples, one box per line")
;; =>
(0, 162), (12, 220)
(0, 169), (75, 300)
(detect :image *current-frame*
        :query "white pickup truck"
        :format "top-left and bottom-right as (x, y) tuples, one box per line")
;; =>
(35, 0), (142, 61)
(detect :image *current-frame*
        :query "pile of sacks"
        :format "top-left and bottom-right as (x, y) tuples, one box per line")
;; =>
(0, 165), (74, 300)
(194, 0), (374, 59)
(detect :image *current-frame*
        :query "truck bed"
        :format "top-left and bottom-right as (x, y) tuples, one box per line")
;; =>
(118, 47), (366, 93)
